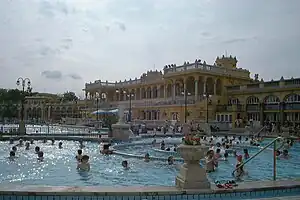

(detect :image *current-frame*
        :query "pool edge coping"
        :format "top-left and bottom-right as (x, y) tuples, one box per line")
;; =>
(0, 180), (300, 195)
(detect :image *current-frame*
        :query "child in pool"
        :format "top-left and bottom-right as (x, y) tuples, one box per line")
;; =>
(279, 149), (290, 159)
(58, 142), (63, 149)
(9, 151), (17, 160)
(37, 151), (44, 162)
(144, 153), (150, 162)
(77, 155), (90, 171)
(35, 146), (40, 154)
(122, 160), (130, 170)
(12, 146), (17, 153)
(76, 149), (83, 162)
(167, 156), (174, 165)
(214, 148), (222, 159)
(25, 142), (30, 150)
(244, 149), (250, 159)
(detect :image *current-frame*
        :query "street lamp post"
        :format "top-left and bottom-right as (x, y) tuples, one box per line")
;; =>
(16, 77), (32, 134)
(96, 97), (99, 122)
(203, 86), (212, 123)
(181, 90), (191, 123)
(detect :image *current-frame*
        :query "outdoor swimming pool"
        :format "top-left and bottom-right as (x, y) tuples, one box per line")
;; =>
(0, 137), (300, 187)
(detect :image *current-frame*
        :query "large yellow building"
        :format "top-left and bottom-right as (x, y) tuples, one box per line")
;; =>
(84, 55), (300, 126)
(84, 56), (249, 122)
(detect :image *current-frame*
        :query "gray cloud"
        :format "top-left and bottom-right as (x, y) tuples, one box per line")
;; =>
(68, 73), (82, 80)
(0, 0), (300, 95)
(114, 21), (126, 31)
(41, 70), (63, 80)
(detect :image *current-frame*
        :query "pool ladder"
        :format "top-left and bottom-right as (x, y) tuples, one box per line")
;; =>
(231, 136), (282, 181)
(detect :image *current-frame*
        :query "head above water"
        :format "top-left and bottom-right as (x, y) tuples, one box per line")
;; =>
(10, 151), (15, 157)
(78, 149), (83, 155)
(35, 146), (40, 152)
(122, 160), (128, 167)
(12, 146), (17, 151)
(82, 155), (89, 162)
(38, 151), (44, 158)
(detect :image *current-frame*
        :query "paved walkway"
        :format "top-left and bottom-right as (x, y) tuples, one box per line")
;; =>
(246, 196), (300, 199)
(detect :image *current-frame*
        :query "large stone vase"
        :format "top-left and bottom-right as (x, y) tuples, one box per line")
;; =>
(175, 144), (210, 189)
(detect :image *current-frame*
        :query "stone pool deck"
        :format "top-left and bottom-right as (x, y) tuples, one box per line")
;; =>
(0, 180), (300, 198)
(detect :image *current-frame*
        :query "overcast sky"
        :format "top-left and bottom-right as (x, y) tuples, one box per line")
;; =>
(0, 0), (299, 98)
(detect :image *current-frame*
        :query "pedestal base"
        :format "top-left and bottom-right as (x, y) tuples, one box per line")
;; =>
(19, 121), (26, 135)
(175, 163), (210, 189)
(112, 123), (134, 142)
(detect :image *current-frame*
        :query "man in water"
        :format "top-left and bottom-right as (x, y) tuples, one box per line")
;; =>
(77, 155), (90, 171)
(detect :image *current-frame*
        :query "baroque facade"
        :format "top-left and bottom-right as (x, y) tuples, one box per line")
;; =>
(217, 77), (300, 125)
(84, 55), (253, 123)
(24, 96), (86, 122)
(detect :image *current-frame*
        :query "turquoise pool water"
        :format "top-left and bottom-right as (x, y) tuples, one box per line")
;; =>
(0, 137), (300, 186)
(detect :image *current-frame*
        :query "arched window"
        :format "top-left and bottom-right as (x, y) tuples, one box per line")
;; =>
(228, 98), (239, 105)
(264, 95), (280, 104)
(246, 96), (259, 104)
(284, 94), (300, 103)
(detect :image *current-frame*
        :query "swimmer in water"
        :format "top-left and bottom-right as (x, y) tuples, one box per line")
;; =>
(279, 149), (290, 159)
(58, 142), (63, 149)
(51, 139), (55, 145)
(12, 146), (17, 153)
(17, 139), (24, 146)
(9, 151), (17, 160)
(167, 156), (174, 165)
(144, 153), (150, 162)
(235, 155), (246, 179)
(244, 149), (250, 159)
(77, 155), (90, 171)
(35, 146), (40, 154)
(37, 151), (44, 162)
(122, 160), (130, 170)
(25, 142), (30, 150)
(9, 138), (14, 144)
(76, 149), (83, 162)
(30, 139), (34, 144)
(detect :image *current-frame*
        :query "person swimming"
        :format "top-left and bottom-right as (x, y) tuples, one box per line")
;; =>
(77, 155), (90, 171)
(37, 151), (44, 162)
(9, 138), (14, 144)
(35, 146), (40, 154)
(30, 139), (34, 144)
(144, 153), (150, 162)
(17, 139), (24, 146)
(12, 146), (17, 153)
(9, 151), (16, 160)
(76, 149), (83, 162)
(122, 160), (130, 169)
(279, 149), (290, 159)
(167, 156), (174, 165)
(58, 142), (63, 149)
(25, 142), (30, 150)
(51, 139), (55, 145)
(244, 149), (250, 159)
(160, 141), (165, 150)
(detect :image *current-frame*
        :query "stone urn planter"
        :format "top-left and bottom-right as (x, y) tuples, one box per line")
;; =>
(175, 144), (210, 189)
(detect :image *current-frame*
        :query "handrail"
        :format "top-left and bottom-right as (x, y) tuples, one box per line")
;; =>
(231, 136), (281, 180)
(253, 126), (266, 137)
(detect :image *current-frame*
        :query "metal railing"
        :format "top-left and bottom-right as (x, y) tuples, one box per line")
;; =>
(231, 137), (282, 180)
(253, 126), (266, 137)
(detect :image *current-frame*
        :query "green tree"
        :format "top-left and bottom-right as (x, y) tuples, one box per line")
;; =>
(62, 91), (79, 102)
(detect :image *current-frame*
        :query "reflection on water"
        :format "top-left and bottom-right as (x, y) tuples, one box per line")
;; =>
(0, 138), (300, 186)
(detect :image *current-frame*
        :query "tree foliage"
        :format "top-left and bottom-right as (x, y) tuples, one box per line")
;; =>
(61, 91), (79, 102)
